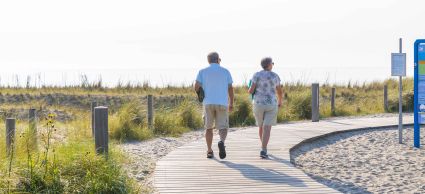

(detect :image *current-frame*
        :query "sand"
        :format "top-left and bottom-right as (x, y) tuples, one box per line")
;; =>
(291, 127), (425, 194)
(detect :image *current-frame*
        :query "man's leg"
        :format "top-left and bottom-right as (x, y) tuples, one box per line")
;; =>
(204, 105), (215, 157)
(206, 128), (213, 152)
(218, 128), (227, 159)
(219, 128), (228, 142)
(216, 105), (228, 159)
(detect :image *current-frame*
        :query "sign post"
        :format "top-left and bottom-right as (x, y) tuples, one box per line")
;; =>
(391, 38), (406, 144)
(414, 39), (425, 148)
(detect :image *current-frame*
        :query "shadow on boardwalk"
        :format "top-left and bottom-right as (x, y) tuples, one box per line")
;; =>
(215, 155), (306, 187)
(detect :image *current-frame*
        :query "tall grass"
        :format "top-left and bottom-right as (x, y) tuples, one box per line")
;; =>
(71, 77), (415, 142)
(0, 116), (137, 193)
(0, 77), (415, 193)
(110, 99), (203, 142)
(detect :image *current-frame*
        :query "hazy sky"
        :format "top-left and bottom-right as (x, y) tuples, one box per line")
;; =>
(0, 0), (424, 86)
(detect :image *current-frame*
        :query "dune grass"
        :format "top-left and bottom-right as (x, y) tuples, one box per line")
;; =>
(0, 115), (138, 193)
(0, 77), (414, 193)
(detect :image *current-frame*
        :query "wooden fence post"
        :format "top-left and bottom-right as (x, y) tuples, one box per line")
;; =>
(29, 108), (36, 133)
(331, 88), (336, 115)
(148, 95), (154, 128)
(91, 101), (97, 137)
(311, 83), (320, 122)
(29, 108), (37, 147)
(94, 106), (108, 156)
(6, 118), (16, 156)
(384, 85), (388, 112)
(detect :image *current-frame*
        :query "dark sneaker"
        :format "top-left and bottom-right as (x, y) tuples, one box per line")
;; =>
(218, 141), (226, 159)
(207, 151), (214, 159)
(260, 150), (268, 159)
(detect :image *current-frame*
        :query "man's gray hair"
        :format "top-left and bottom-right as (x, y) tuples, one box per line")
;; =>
(207, 52), (220, 64)
(261, 57), (273, 69)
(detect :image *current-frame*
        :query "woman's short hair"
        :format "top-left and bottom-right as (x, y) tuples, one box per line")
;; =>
(261, 57), (273, 69)
(207, 52), (220, 64)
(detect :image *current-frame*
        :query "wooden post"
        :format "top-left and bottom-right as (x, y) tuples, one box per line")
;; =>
(94, 106), (108, 156)
(29, 108), (36, 133)
(148, 95), (154, 128)
(6, 118), (16, 156)
(384, 85), (388, 112)
(311, 83), (320, 122)
(91, 101), (97, 137)
(28, 108), (37, 147)
(331, 88), (336, 115)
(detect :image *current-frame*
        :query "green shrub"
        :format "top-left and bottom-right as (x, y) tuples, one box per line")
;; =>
(288, 91), (312, 119)
(59, 150), (132, 193)
(5, 116), (136, 193)
(154, 113), (188, 136)
(229, 96), (255, 127)
(177, 101), (203, 129)
(17, 168), (64, 193)
(388, 91), (414, 112)
(403, 91), (414, 112)
(110, 101), (152, 141)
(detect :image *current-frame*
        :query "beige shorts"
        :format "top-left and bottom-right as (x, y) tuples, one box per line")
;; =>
(203, 104), (229, 129)
(253, 104), (278, 127)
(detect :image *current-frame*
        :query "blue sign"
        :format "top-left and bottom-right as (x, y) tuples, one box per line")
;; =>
(414, 40), (425, 148)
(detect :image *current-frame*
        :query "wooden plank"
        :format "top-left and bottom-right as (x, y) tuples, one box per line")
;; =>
(154, 116), (413, 194)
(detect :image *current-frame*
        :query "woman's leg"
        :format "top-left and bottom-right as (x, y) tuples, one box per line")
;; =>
(253, 104), (265, 145)
(261, 125), (271, 151)
(261, 105), (277, 153)
(259, 126), (263, 143)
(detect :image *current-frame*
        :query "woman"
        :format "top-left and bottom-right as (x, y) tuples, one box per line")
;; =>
(248, 57), (283, 158)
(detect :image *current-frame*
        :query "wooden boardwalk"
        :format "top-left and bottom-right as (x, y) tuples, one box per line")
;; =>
(155, 116), (413, 193)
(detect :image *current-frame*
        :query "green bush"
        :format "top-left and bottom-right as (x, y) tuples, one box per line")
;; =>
(403, 91), (414, 112)
(288, 91), (312, 119)
(229, 97), (255, 127)
(110, 101), (152, 141)
(154, 113), (188, 136)
(17, 168), (64, 193)
(388, 91), (414, 112)
(59, 151), (132, 193)
(177, 101), (203, 129)
(5, 117), (136, 193)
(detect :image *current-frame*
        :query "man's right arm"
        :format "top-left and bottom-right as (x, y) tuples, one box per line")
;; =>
(195, 70), (202, 92)
(194, 81), (201, 92)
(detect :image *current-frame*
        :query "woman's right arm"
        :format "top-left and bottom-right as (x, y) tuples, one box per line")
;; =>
(276, 85), (283, 107)
(248, 82), (256, 94)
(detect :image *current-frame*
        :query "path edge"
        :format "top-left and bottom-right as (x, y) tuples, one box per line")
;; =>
(289, 123), (414, 164)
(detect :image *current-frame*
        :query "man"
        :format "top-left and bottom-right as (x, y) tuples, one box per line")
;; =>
(195, 52), (234, 159)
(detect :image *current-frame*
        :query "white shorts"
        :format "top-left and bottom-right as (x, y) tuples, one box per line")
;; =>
(253, 104), (278, 127)
(203, 104), (229, 129)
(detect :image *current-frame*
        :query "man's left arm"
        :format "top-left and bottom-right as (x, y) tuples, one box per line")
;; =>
(227, 70), (234, 111)
(228, 84), (234, 112)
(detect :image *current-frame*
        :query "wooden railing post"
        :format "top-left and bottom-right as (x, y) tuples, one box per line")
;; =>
(384, 85), (388, 112)
(148, 95), (154, 128)
(29, 108), (36, 133)
(6, 118), (16, 156)
(91, 101), (98, 137)
(311, 83), (320, 122)
(94, 106), (108, 156)
(331, 88), (336, 115)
